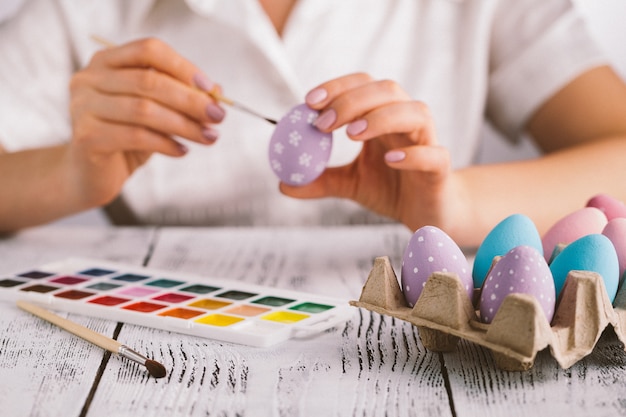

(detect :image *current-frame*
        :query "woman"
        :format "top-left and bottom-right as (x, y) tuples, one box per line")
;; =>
(1, 0), (625, 247)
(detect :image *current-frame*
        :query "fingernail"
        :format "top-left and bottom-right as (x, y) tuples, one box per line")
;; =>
(347, 119), (368, 136)
(305, 87), (328, 105)
(205, 104), (225, 122)
(314, 109), (336, 131)
(193, 73), (214, 91)
(385, 150), (406, 163)
(202, 125), (219, 143)
(177, 143), (189, 155)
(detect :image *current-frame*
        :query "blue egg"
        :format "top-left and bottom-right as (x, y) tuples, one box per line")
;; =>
(549, 234), (619, 301)
(472, 214), (543, 288)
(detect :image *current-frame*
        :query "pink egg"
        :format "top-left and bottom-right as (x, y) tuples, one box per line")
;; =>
(542, 207), (608, 263)
(479, 245), (555, 324)
(268, 103), (333, 186)
(602, 218), (626, 287)
(587, 193), (626, 220)
(401, 226), (472, 307)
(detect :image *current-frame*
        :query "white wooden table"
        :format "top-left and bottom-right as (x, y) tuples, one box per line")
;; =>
(1, 224), (625, 417)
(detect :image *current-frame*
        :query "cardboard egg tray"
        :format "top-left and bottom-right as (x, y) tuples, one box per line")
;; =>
(350, 256), (626, 371)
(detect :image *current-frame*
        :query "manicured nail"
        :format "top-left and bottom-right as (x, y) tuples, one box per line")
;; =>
(205, 104), (225, 122)
(202, 125), (219, 143)
(314, 109), (336, 131)
(385, 150), (406, 163)
(347, 119), (368, 136)
(177, 143), (189, 155)
(193, 73), (214, 91)
(305, 87), (328, 105)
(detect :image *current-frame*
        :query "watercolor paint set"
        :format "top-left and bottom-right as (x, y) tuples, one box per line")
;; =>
(0, 258), (354, 347)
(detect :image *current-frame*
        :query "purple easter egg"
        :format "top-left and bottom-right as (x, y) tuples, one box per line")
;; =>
(401, 226), (472, 307)
(479, 245), (555, 324)
(268, 103), (333, 186)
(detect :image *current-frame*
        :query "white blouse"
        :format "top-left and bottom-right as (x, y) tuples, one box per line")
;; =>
(0, 0), (607, 226)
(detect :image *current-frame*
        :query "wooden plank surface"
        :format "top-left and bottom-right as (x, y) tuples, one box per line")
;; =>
(0, 226), (156, 417)
(2, 225), (626, 416)
(82, 226), (454, 417)
(445, 332), (626, 417)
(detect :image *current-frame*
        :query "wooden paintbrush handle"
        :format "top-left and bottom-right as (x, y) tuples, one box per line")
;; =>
(207, 86), (234, 106)
(16, 300), (122, 353)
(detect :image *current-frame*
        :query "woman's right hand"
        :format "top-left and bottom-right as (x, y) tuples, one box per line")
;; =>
(66, 37), (224, 207)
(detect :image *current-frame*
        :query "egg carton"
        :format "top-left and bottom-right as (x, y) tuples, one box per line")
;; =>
(350, 256), (626, 371)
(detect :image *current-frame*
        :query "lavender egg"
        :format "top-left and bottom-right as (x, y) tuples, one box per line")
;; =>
(268, 103), (333, 186)
(401, 226), (472, 307)
(479, 245), (555, 324)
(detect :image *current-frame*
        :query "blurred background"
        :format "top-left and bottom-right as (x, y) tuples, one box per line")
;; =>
(477, 0), (626, 163)
(1, 0), (623, 227)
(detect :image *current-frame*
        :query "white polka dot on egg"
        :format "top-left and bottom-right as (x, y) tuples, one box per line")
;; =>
(401, 225), (473, 308)
(479, 245), (556, 324)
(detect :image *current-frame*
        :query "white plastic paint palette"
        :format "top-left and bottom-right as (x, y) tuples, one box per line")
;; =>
(0, 258), (354, 347)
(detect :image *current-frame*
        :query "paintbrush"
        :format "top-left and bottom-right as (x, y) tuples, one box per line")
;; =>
(205, 87), (278, 124)
(90, 35), (277, 125)
(17, 300), (167, 379)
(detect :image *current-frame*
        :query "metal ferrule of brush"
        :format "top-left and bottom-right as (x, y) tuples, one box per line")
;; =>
(118, 345), (149, 366)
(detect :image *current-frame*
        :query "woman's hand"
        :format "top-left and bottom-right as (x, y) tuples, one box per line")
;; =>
(280, 73), (469, 236)
(67, 38), (224, 207)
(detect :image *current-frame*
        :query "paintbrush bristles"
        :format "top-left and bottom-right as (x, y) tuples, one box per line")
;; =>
(145, 359), (167, 378)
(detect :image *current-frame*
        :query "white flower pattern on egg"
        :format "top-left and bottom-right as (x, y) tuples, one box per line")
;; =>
(299, 153), (312, 167)
(273, 143), (284, 154)
(270, 159), (282, 171)
(289, 131), (302, 147)
(320, 137), (331, 151)
(268, 103), (333, 186)
(289, 110), (302, 123)
(290, 173), (304, 184)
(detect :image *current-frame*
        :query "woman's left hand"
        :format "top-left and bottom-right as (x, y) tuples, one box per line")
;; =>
(280, 73), (467, 234)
